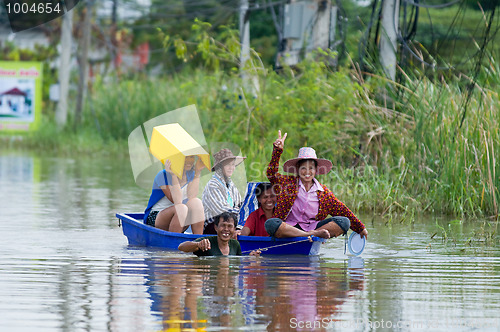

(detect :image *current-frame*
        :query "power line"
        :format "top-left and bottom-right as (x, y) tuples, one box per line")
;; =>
(458, 6), (498, 129)
(402, 0), (460, 9)
(396, 0), (500, 72)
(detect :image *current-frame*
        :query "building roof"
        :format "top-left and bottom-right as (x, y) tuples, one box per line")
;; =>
(0, 87), (27, 96)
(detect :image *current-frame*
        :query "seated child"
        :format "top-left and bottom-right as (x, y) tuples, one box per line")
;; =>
(240, 182), (276, 236)
(202, 149), (245, 234)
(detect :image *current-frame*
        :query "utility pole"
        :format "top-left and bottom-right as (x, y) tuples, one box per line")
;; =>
(379, 0), (400, 81)
(112, 0), (118, 24)
(313, 0), (334, 54)
(111, 0), (118, 71)
(278, 0), (337, 67)
(239, 0), (250, 73)
(75, 0), (93, 128)
(56, 8), (73, 127)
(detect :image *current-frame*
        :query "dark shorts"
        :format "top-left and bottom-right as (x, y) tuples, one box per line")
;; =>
(264, 216), (350, 237)
(145, 211), (159, 226)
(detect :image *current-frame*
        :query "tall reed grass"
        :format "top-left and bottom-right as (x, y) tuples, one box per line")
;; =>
(71, 59), (498, 220)
(7, 24), (498, 220)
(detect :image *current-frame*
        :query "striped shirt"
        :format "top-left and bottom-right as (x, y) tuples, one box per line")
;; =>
(202, 171), (242, 227)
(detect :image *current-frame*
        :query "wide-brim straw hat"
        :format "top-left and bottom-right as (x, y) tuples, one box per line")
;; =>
(283, 147), (333, 175)
(211, 148), (246, 171)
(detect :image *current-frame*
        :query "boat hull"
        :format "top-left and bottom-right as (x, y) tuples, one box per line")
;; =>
(117, 213), (325, 255)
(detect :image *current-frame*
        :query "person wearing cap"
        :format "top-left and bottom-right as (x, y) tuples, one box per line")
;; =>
(264, 130), (368, 240)
(240, 182), (276, 237)
(143, 156), (206, 234)
(202, 148), (246, 234)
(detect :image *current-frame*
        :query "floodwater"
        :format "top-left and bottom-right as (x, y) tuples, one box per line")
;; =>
(0, 151), (499, 332)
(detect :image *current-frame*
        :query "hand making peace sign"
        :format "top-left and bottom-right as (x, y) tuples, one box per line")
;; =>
(273, 130), (287, 150)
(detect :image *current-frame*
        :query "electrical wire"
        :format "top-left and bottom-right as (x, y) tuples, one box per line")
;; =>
(358, 0), (383, 71)
(249, 0), (286, 11)
(402, 0), (460, 9)
(394, 0), (497, 72)
(334, 0), (347, 61)
(401, 0), (418, 41)
(458, 6), (498, 129)
(264, 0), (283, 42)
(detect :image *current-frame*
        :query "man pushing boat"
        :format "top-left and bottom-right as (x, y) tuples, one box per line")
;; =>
(179, 212), (260, 256)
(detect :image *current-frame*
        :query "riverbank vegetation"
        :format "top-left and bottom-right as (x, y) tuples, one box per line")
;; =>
(5, 47), (498, 222)
(2, 2), (499, 227)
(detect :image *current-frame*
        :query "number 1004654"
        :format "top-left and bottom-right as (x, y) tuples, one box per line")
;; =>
(5, 1), (62, 14)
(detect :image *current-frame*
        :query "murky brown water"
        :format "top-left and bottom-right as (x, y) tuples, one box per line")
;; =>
(1, 151), (499, 331)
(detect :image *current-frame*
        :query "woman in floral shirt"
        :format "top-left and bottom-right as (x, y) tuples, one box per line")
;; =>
(264, 130), (368, 240)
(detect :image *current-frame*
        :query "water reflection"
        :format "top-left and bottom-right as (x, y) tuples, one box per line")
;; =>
(151, 268), (205, 331)
(123, 255), (366, 331)
(2, 151), (499, 332)
(0, 152), (147, 331)
(0, 152), (145, 231)
(242, 257), (365, 331)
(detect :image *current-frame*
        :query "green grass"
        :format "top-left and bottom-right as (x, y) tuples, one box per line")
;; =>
(1, 117), (126, 155)
(5, 38), (499, 221)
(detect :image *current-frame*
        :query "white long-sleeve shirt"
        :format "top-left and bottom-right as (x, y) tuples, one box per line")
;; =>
(202, 171), (241, 226)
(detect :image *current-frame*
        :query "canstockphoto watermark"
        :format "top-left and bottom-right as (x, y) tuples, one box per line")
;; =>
(289, 318), (500, 330)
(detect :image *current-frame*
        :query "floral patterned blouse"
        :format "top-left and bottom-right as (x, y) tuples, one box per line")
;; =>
(266, 146), (366, 234)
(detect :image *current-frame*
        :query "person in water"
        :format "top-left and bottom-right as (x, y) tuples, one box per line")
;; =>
(240, 182), (276, 236)
(178, 212), (242, 256)
(202, 148), (245, 234)
(264, 130), (368, 240)
(143, 156), (205, 234)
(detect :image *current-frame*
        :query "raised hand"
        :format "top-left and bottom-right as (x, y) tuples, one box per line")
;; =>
(164, 159), (175, 175)
(273, 130), (287, 149)
(195, 157), (206, 173)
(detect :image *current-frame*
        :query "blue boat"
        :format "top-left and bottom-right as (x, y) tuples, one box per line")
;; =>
(117, 213), (326, 255)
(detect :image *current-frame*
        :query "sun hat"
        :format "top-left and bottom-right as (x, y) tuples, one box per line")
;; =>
(211, 148), (246, 171)
(283, 147), (333, 175)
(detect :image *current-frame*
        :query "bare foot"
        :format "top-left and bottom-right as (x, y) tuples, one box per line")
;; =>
(309, 229), (330, 239)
